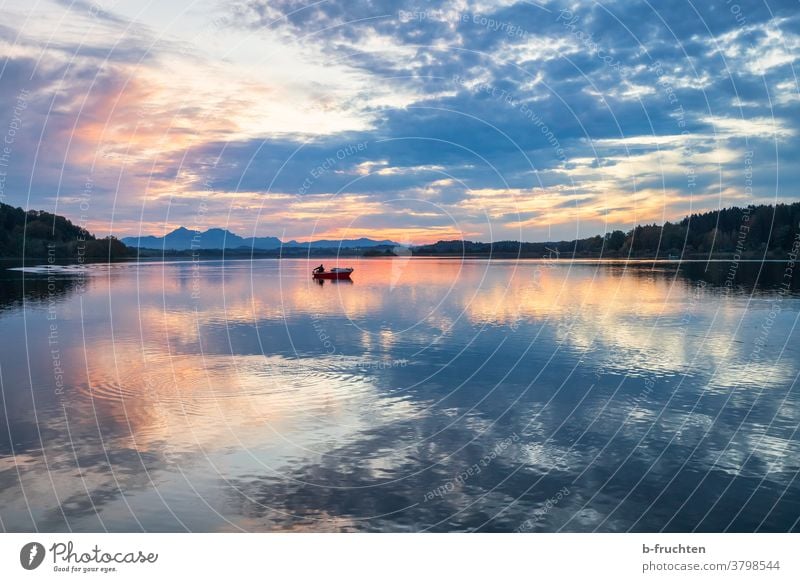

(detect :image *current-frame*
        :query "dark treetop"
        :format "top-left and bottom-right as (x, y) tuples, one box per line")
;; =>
(0, 202), (131, 260)
(410, 203), (800, 259)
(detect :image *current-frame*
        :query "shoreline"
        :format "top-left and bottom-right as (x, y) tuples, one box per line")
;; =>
(1, 254), (794, 268)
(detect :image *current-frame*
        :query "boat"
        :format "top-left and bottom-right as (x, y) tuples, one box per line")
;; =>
(312, 266), (354, 280)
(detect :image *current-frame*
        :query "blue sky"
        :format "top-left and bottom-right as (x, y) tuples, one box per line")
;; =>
(0, 0), (798, 242)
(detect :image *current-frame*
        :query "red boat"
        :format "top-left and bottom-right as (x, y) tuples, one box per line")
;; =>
(312, 266), (353, 280)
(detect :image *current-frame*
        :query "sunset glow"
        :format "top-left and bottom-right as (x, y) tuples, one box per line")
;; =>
(1, 1), (797, 242)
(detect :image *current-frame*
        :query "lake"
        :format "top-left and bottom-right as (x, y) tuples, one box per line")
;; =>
(1, 257), (799, 532)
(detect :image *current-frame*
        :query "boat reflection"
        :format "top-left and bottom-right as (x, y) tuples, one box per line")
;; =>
(314, 277), (354, 286)
(0, 258), (798, 532)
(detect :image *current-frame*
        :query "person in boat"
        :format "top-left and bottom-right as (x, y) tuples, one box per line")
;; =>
(313, 264), (324, 274)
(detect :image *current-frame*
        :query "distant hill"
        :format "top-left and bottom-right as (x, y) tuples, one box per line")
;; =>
(291, 237), (400, 249)
(122, 227), (398, 250)
(122, 227), (278, 250)
(412, 202), (800, 259)
(0, 201), (131, 260)
(8, 201), (797, 262)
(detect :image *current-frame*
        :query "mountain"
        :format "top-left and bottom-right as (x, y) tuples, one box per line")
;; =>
(0, 201), (131, 259)
(122, 228), (397, 250)
(283, 237), (399, 249)
(123, 227), (262, 250)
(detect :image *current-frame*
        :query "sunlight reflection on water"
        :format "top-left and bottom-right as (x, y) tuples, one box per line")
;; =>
(1, 258), (799, 532)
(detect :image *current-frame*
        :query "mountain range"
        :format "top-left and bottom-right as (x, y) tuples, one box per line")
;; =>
(121, 227), (398, 250)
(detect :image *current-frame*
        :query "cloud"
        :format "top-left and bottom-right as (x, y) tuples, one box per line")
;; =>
(699, 115), (796, 139)
(0, 0), (798, 242)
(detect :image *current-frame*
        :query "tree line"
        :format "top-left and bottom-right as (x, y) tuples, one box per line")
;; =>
(4, 200), (799, 261)
(411, 202), (800, 258)
(0, 202), (131, 260)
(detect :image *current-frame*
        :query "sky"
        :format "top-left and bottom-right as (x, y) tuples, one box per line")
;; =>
(0, 0), (798, 244)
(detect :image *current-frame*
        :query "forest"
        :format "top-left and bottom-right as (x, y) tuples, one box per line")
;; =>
(411, 203), (800, 259)
(0, 202), (131, 260)
(3, 201), (799, 262)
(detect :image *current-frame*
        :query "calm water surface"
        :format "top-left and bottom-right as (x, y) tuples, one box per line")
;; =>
(1, 258), (799, 532)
